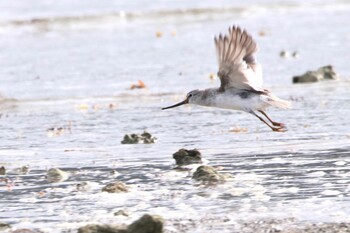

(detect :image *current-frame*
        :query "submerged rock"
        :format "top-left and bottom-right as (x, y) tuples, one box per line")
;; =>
(292, 51), (299, 58)
(11, 229), (44, 233)
(280, 50), (289, 58)
(0, 222), (11, 231)
(102, 181), (128, 193)
(13, 165), (30, 175)
(76, 181), (92, 192)
(127, 214), (164, 233)
(293, 65), (338, 83)
(46, 168), (69, 183)
(173, 149), (202, 166)
(192, 166), (226, 183)
(0, 166), (6, 175)
(78, 224), (126, 233)
(78, 214), (163, 233)
(121, 131), (156, 144)
(114, 209), (129, 217)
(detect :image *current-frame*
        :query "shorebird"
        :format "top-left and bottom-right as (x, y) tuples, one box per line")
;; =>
(162, 25), (291, 132)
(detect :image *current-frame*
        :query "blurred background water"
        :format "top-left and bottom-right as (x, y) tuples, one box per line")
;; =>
(0, 0), (350, 232)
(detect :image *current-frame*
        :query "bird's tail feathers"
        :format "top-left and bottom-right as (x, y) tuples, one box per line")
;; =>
(266, 95), (292, 109)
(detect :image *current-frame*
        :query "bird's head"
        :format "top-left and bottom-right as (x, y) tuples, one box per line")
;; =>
(162, 89), (201, 110)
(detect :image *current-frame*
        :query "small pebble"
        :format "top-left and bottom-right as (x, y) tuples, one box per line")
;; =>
(279, 50), (289, 58)
(292, 51), (299, 58)
(209, 73), (216, 80)
(0, 166), (6, 175)
(155, 31), (163, 38)
(130, 80), (146, 90)
(46, 168), (69, 183)
(102, 181), (128, 193)
(114, 209), (129, 217)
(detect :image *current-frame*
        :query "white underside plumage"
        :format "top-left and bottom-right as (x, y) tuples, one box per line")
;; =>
(192, 89), (291, 113)
(211, 93), (270, 112)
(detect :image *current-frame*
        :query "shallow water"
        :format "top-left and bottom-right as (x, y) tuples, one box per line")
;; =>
(1, 0), (350, 232)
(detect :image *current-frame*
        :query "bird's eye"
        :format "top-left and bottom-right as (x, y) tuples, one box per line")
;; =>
(188, 94), (192, 98)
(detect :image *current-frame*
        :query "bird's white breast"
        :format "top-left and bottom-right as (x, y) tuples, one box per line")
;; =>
(208, 92), (270, 112)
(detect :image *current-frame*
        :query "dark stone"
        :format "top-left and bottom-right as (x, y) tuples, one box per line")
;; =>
(121, 131), (156, 144)
(293, 65), (338, 84)
(77, 214), (163, 233)
(280, 50), (289, 58)
(121, 134), (139, 144)
(0, 222), (11, 231)
(114, 210), (129, 217)
(46, 168), (69, 183)
(10, 229), (44, 233)
(77, 224), (127, 233)
(173, 149), (202, 166)
(102, 182), (128, 193)
(0, 166), (6, 175)
(127, 214), (164, 233)
(192, 166), (226, 183)
(76, 181), (91, 191)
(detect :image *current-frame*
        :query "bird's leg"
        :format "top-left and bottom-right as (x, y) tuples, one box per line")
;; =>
(250, 111), (286, 132)
(258, 110), (285, 127)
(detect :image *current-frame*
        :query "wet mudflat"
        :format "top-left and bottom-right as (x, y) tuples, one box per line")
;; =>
(1, 0), (350, 232)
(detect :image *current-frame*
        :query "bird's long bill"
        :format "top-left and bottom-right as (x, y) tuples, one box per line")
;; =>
(162, 99), (188, 110)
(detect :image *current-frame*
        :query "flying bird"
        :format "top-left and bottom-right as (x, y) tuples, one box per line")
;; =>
(162, 25), (291, 132)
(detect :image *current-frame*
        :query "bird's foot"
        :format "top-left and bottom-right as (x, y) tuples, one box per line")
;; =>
(271, 125), (287, 132)
(272, 122), (286, 127)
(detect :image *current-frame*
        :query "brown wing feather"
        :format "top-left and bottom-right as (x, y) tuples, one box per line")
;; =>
(214, 25), (263, 92)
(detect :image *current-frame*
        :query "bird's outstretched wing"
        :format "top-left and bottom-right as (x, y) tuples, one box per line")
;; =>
(214, 26), (264, 92)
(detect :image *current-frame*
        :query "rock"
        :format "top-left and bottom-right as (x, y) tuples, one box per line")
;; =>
(280, 50), (289, 58)
(11, 229), (43, 233)
(77, 224), (127, 233)
(192, 166), (226, 183)
(0, 222), (11, 231)
(13, 165), (30, 175)
(110, 170), (119, 176)
(46, 168), (69, 183)
(155, 31), (163, 38)
(102, 182), (128, 193)
(121, 131), (156, 144)
(292, 51), (299, 58)
(114, 210), (129, 217)
(130, 80), (146, 90)
(0, 166), (6, 175)
(127, 214), (164, 233)
(209, 73), (216, 80)
(121, 134), (136, 144)
(78, 214), (163, 233)
(173, 149), (202, 166)
(293, 65), (339, 84)
(76, 181), (91, 191)
(258, 30), (267, 37)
